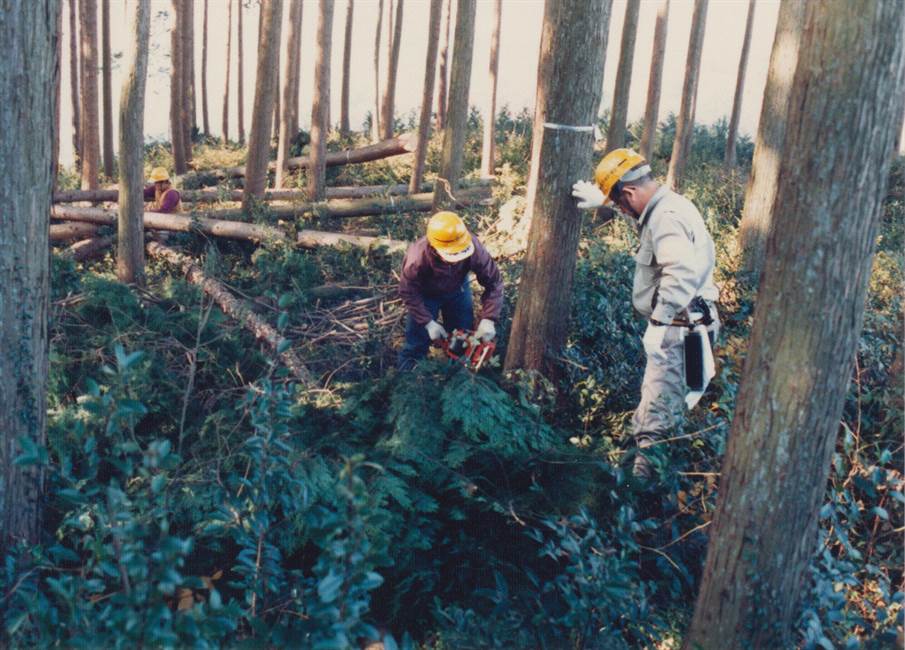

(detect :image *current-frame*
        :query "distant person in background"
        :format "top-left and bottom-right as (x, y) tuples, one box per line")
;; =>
(397, 211), (504, 370)
(144, 167), (182, 213)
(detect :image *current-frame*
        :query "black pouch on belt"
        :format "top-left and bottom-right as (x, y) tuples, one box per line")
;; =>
(684, 328), (706, 391)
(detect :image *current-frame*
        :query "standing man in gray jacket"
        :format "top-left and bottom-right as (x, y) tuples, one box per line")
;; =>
(572, 148), (719, 477)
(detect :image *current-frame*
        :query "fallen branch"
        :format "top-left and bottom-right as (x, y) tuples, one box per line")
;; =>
(296, 230), (409, 254)
(146, 241), (312, 384)
(50, 222), (100, 242)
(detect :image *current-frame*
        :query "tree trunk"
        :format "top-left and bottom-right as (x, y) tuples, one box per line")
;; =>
(69, 0), (81, 168)
(237, 0), (245, 144)
(724, 0), (756, 166)
(638, 0), (669, 161)
(0, 0), (55, 553)
(380, 0), (404, 140)
(297, 230), (408, 254)
(503, 0), (611, 376)
(665, 0), (708, 191)
(118, 0), (150, 286)
(738, 0), (805, 279)
(409, 0), (443, 193)
(101, 0), (113, 178)
(308, 0), (335, 201)
(372, 0), (383, 141)
(684, 3), (905, 648)
(605, 0), (640, 152)
(276, 0), (303, 188)
(171, 0), (187, 173)
(436, 0), (451, 131)
(79, 0), (100, 190)
(432, 0), (476, 209)
(201, 0), (209, 134)
(182, 0), (194, 164)
(340, 0), (354, 137)
(242, 0), (283, 209)
(222, 0), (232, 142)
(53, 1), (63, 185)
(272, 46), (281, 143)
(480, 0), (502, 177)
(50, 222), (99, 241)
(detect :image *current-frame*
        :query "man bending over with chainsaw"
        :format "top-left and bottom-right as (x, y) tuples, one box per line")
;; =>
(397, 211), (503, 370)
(573, 149), (720, 478)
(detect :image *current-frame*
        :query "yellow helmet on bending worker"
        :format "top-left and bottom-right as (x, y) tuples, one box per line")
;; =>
(427, 211), (475, 262)
(144, 167), (182, 213)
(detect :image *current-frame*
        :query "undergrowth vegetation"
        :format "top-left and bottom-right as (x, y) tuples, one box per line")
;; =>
(6, 112), (902, 649)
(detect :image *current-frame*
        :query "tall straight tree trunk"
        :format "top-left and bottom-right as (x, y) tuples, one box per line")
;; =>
(101, 0), (113, 178)
(201, 0), (209, 134)
(480, 0), (502, 177)
(0, 0), (56, 553)
(503, 0), (611, 375)
(54, 1), (63, 184)
(308, 0), (335, 200)
(372, 0), (383, 141)
(276, 0), (303, 188)
(182, 0), (194, 164)
(79, 0), (100, 189)
(605, 0), (640, 152)
(272, 50), (281, 143)
(436, 0), (451, 130)
(170, 0), (186, 173)
(685, 2), (905, 647)
(237, 0), (245, 144)
(340, 0), (354, 137)
(380, 0), (404, 140)
(118, 0), (151, 286)
(69, 0), (81, 168)
(639, 0), (669, 160)
(738, 0), (805, 278)
(724, 0), (756, 166)
(665, 0), (708, 191)
(242, 0), (283, 210)
(432, 0), (476, 209)
(222, 0), (232, 142)
(409, 0), (442, 193)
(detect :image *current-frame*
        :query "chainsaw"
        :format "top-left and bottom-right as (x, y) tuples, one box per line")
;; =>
(435, 329), (496, 371)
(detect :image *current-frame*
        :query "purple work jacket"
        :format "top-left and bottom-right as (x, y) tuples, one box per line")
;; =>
(399, 235), (504, 326)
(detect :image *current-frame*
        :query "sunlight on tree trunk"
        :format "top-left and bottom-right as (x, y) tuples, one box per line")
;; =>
(308, 0), (335, 200)
(340, 0), (354, 137)
(79, 0), (100, 189)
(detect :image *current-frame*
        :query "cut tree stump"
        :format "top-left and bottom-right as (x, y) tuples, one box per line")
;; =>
(296, 229), (409, 254)
(146, 241), (313, 384)
(50, 222), (100, 241)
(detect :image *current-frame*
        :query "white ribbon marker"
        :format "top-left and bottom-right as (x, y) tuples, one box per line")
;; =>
(543, 122), (595, 133)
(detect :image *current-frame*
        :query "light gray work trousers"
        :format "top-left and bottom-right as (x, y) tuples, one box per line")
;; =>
(631, 308), (720, 447)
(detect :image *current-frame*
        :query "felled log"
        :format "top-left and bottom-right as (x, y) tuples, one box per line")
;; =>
(66, 235), (116, 262)
(51, 206), (286, 242)
(50, 222), (99, 242)
(146, 241), (312, 384)
(296, 230), (409, 254)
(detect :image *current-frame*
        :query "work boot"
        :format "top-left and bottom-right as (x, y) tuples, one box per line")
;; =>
(632, 435), (656, 480)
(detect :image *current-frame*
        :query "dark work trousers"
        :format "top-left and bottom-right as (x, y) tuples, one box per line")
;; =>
(397, 282), (474, 370)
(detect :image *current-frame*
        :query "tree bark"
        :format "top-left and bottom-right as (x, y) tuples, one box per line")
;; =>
(605, 0), (640, 152)
(684, 2), (905, 647)
(69, 0), (81, 168)
(340, 0), (354, 137)
(237, 0), (245, 144)
(372, 0), (384, 141)
(53, 1), (63, 185)
(380, 0), (404, 140)
(50, 222), (98, 242)
(503, 0), (611, 376)
(738, 0), (805, 279)
(0, 0), (55, 553)
(276, 0), (304, 188)
(665, 0), (708, 191)
(79, 0), (100, 190)
(639, 0), (669, 161)
(272, 39), (281, 143)
(480, 0), (502, 177)
(118, 0), (151, 286)
(308, 0), (335, 201)
(171, 0), (187, 173)
(436, 0), (451, 131)
(724, 0), (756, 166)
(296, 229), (408, 254)
(409, 0), (443, 193)
(182, 0), (195, 164)
(201, 0), (209, 134)
(222, 0), (232, 142)
(68, 235), (115, 262)
(432, 0), (476, 209)
(243, 0), (283, 210)
(101, 0), (113, 178)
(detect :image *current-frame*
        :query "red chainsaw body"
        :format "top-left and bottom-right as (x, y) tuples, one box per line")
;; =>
(435, 329), (496, 371)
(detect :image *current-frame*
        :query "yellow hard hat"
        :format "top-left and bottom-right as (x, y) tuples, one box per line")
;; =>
(148, 167), (171, 183)
(427, 211), (474, 262)
(594, 148), (650, 201)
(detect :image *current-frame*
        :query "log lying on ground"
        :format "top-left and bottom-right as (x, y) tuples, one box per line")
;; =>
(50, 222), (99, 241)
(66, 235), (116, 262)
(52, 206), (286, 242)
(296, 229), (409, 254)
(147, 241), (312, 384)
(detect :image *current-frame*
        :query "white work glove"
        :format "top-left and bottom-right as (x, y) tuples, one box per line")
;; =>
(571, 180), (606, 210)
(474, 318), (496, 342)
(426, 320), (448, 341)
(641, 322), (668, 360)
